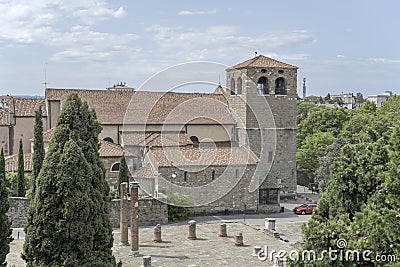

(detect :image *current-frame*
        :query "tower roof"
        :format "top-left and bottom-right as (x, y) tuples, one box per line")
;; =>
(230, 55), (298, 69)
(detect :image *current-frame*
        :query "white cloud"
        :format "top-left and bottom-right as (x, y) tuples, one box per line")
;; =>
(178, 10), (216, 16)
(146, 25), (315, 61)
(49, 26), (139, 62)
(0, 1), (127, 44)
(367, 57), (400, 64)
(336, 55), (345, 58)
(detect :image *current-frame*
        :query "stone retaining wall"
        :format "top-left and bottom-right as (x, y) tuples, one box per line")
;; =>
(7, 196), (168, 228)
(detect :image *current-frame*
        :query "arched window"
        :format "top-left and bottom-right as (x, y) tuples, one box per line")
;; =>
(103, 137), (114, 143)
(257, 77), (268, 95)
(183, 171), (188, 182)
(111, 162), (120, 172)
(237, 77), (242, 95)
(230, 78), (236, 95)
(212, 170), (215, 180)
(275, 77), (286, 95)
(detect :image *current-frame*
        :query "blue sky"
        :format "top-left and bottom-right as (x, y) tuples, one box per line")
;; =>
(0, 0), (399, 97)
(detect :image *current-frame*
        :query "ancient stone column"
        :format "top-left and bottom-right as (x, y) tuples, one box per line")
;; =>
(153, 224), (162, 243)
(130, 181), (139, 254)
(188, 220), (197, 240)
(120, 182), (129, 245)
(218, 223), (227, 237)
(235, 232), (244, 246)
(142, 256), (151, 267)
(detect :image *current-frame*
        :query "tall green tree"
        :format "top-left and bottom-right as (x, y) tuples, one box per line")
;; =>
(314, 137), (348, 191)
(117, 153), (127, 198)
(297, 106), (349, 147)
(17, 139), (25, 197)
(23, 94), (116, 266)
(296, 132), (334, 179)
(0, 149), (13, 267)
(350, 126), (400, 262)
(31, 105), (45, 197)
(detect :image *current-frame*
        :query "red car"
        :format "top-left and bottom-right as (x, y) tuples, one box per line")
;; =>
(293, 203), (317, 215)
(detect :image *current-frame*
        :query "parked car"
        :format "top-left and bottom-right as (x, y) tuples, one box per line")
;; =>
(293, 203), (317, 215)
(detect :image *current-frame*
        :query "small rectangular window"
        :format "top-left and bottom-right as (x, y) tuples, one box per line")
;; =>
(183, 171), (187, 182)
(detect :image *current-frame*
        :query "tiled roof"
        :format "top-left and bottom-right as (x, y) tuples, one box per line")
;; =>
(131, 164), (156, 179)
(46, 89), (234, 126)
(99, 140), (132, 157)
(230, 55), (298, 69)
(124, 91), (234, 125)
(5, 153), (33, 172)
(0, 96), (46, 126)
(150, 145), (259, 167)
(40, 127), (130, 157)
(122, 132), (193, 147)
(213, 84), (228, 97)
(0, 109), (9, 126)
(46, 88), (134, 125)
(14, 98), (46, 117)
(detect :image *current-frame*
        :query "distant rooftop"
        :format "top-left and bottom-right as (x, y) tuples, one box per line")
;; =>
(230, 55), (298, 70)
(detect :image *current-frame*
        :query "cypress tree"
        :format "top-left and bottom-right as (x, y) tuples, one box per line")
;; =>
(23, 94), (116, 266)
(17, 139), (25, 197)
(117, 153), (127, 198)
(31, 105), (44, 197)
(0, 148), (13, 267)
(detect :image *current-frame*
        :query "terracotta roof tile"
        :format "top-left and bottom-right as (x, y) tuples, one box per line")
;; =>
(122, 132), (192, 147)
(0, 96), (46, 125)
(46, 89), (234, 126)
(5, 153), (33, 172)
(124, 91), (234, 125)
(46, 88), (134, 125)
(14, 98), (46, 117)
(0, 109), (9, 126)
(150, 145), (259, 167)
(41, 127), (130, 157)
(131, 164), (156, 179)
(230, 55), (298, 69)
(99, 140), (132, 157)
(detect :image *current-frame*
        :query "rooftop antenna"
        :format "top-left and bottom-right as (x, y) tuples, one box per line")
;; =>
(302, 78), (306, 99)
(254, 51), (258, 57)
(42, 61), (49, 89)
(218, 75), (221, 85)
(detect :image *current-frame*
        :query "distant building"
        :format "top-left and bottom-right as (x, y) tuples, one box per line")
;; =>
(0, 96), (47, 156)
(330, 93), (355, 109)
(367, 91), (393, 107)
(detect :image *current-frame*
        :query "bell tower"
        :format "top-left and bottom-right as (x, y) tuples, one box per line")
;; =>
(226, 55), (297, 206)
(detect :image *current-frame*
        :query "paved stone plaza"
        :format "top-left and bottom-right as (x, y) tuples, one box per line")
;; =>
(8, 189), (316, 266)
(7, 219), (305, 267)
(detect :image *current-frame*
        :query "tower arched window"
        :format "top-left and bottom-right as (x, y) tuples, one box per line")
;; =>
(237, 77), (242, 95)
(230, 78), (236, 95)
(275, 77), (286, 95)
(257, 77), (268, 95)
